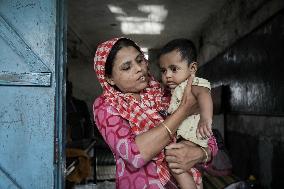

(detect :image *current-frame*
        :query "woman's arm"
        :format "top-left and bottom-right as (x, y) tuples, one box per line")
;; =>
(136, 75), (199, 162)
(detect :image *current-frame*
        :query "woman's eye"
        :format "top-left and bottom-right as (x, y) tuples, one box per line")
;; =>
(122, 66), (130, 70)
(137, 58), (145, 64)
(136, 54), (147, 64)
(121, 65), (130, 70)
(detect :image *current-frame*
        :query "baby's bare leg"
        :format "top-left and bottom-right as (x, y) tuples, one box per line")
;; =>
(173, 172), (197, 189)
(198, 182), (203, 189)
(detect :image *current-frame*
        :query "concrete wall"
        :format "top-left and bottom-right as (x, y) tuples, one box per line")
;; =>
(197, 2), (284, 187)
(198, 10), (284, 189)
(226, 115), (284, 188)
(198, 0), (284, 65)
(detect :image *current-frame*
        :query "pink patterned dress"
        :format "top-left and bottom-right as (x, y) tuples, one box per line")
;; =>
(93, 96), (218, 189)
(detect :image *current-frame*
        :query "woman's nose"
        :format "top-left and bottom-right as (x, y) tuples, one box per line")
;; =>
(134, 62), (142, 72)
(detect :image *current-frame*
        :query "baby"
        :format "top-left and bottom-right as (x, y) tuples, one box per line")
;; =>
(158, 39), (213, 189)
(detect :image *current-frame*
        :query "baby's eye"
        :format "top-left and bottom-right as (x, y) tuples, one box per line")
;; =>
(171, 67), (178, 72)
(160, 69), (166, 74)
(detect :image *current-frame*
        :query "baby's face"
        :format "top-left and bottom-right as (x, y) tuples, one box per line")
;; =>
(159, 50), (196, 89)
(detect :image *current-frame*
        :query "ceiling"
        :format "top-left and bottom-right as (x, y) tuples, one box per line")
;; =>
(68, 0), (226, 53)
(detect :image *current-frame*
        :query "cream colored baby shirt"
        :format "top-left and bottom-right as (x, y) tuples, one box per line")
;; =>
(168, 77), (211, 147)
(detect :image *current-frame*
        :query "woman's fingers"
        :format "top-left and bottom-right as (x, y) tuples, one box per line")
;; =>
(165, 143), (189, 158)
(186, 74), (195, 91)
(166, 143), (201, 172)
(181, 74), (197, 114)
(165, 154), (176, 163)
(168, 162), (181, 169)
(165, 142), (185, 150)
(183, 74), (195, 97)
(165, 148), (179, 157)
(170, 168), (185, 175)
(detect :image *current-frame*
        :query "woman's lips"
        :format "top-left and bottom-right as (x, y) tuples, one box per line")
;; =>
(138, 75), (146, 81)
(140, 76), (145, 81)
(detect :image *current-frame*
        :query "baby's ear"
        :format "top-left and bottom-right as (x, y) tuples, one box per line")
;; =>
(189, 62), (198, 74)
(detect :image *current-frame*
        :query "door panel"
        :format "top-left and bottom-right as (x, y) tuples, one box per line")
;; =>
(0, 0), (64, 188)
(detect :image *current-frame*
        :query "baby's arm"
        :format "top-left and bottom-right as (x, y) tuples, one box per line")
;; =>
(192, 86), (213, 138)
(172, 171), (197, 189)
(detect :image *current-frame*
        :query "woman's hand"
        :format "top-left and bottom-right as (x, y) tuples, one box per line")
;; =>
(179, 74), (199, 116)
(165, 141), (205, 174)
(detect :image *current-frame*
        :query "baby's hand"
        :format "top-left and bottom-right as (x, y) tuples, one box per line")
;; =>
(197, 118), (213, 139)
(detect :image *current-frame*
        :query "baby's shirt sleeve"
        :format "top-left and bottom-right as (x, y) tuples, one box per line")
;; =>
(168, 77), (211, 114)
(192, 77), (211, 90)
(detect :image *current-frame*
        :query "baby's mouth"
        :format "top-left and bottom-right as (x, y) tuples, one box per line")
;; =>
(167, 82), (175, 85)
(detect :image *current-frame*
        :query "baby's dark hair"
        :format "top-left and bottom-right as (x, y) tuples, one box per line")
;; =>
(105, 38), (142, 76)
(158, 38), (197, 65)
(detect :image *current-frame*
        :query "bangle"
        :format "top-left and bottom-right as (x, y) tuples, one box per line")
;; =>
(161, 122), (173, 139)
(200, 147), (208, 163)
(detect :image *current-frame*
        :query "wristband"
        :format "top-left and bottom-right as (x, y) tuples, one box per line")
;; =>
(161, 122), (174, 139)
(200, 146), (208, 163)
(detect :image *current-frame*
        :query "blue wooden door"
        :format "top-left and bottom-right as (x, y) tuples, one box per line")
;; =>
(0, 0), (65, 188)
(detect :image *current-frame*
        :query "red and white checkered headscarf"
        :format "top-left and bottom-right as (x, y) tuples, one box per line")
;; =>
(94, 37), (172, 185)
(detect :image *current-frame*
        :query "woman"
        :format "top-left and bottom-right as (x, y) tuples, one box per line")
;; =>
(93, 37), (217, 189)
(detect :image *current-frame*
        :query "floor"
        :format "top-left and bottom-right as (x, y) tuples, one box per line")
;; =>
(74, 181), (115, 189)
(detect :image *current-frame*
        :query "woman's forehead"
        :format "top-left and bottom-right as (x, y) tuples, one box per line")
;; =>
(114, 46), (141, 64)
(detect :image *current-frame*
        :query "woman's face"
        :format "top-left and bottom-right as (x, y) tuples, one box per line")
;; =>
(106, 46), (149, 94)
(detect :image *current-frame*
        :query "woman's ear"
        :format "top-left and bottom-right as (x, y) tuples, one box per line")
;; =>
(189, 62), (198, 74)
(106, 76), (115, 86)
